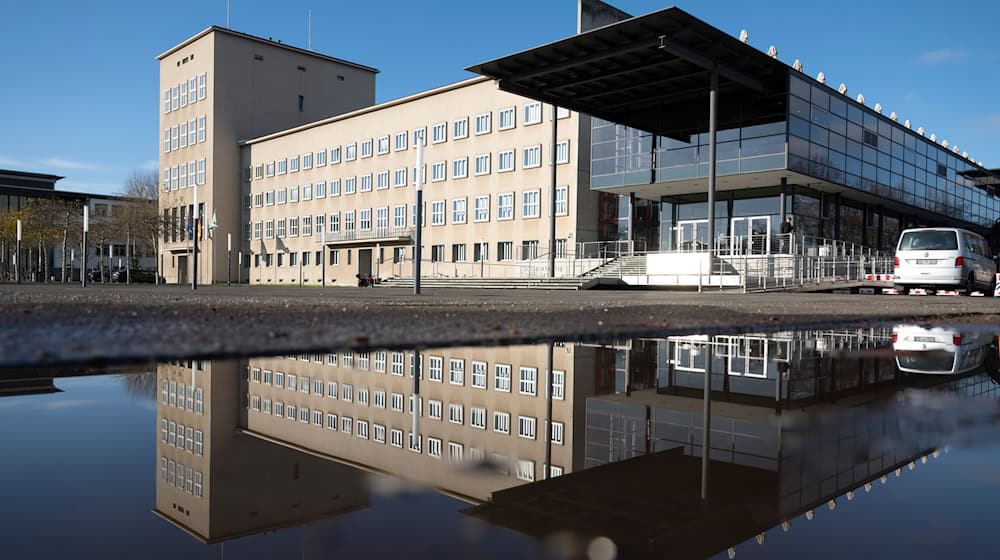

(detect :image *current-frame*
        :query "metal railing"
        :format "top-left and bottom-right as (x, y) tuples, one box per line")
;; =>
(322, 227), (414, 244)
(701, 251), (896, 292)
(575, 240), (645, 259)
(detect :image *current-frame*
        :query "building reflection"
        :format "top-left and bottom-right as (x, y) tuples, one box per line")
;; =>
(154, 327), (1000, 556)
(154, 360), (368, 543)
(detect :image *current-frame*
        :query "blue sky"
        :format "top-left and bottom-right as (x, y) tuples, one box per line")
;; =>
(1, 0), (997, 195)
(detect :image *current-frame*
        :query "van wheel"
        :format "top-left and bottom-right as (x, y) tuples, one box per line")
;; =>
(965, 274), (976, 295)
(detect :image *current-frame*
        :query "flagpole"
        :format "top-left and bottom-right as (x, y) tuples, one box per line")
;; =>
(192, 183), (198, 290)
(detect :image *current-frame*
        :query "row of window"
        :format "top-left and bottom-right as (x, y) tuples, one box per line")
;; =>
(159, 457), (204, 497)
(162, 160), (207, 191)
(164, 73), (207, 114)
(250, 104), (571, 180)
(249, 187), (569, 243)
(250, 354), (566, 396)
(160, 380), (205, 414)
(164, 116), (207, 153)
(160, 419), (205, 456)
(249, 143), (571, 205)
(248, 405), (562, 480)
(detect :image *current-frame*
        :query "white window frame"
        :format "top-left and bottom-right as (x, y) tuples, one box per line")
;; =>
(522, 189), (541, 219)
(497, 150), (515, 172)
(493, 411), (510, 434)
(497, 192), (514, 221)
(474, 112), (491, 135)
(431, 122), (447, 144)
(518, 416), (537, 439)
(376, 135), (390, 155)
(555, 185), (569, 216)
(524, 102), (542, 125)
(394, 131), (408, 151)
(523, 145), (542, 169)
(452, 157), (468, 179)
(494, 364), (511, 392)
(473, 195), (490, 223)
(498, 106), (516, 130)
(453, 117), (469, 139)
(474, 154), (491, 176)
(431, 161), (446, 182)
(330, 146), (342, 164)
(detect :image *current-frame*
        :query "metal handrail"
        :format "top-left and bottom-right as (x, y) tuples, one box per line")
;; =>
(322, 227), (414, 244)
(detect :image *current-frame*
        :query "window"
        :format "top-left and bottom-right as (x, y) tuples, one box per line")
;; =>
(345, 176), (356, 194)
(498, 241), (514, 261)
(394, 131), (408, 151)
(289, 186), (299, 203)
(524, 102), (542, 125)
(522, 190), (540, 218)
(448, 442), (464, 464)
(330, 146), (342, 164)
(453, 117), (469, 139)
(451, 158), (469, 179)
(163, 89), (171, 114)
(470, 407), (486, 429)
(474, 112), (491, 135)
(498, 150), (515, 172)
(197, 116), (206, 142)
(326, 413), (338, 430)
(408, 432), (422, 453)
(393, 205), (406, 228)
(518, 416), (536, 439)
(449, 358), (465, 385)
(377, 171), (390, 190)
(493, 411), (510, 434)
(299, 407), (310, 423)
(330, 179), (341, 196)
(521, 240), (539, 260)
(326, 381), (338, 399)
(360, 174), (372, 192)
(452, 198), (467, 224)
(360, 139), (373, 158)
(344, 211), (355, 233)
(329, 212), (340, 233)
(376, 135), (390, 155)
(432, 122), (447, 143)
(393, 168), (407, 187)
(390, 429), (404, 448)
(473, 195), (490, 222)
(277, 159), (287, 175)
(412, 127), (426, 147)
(431, 200), (445, 226)
(289, 156), (300, 173)
(356, 420), (369, 439)
(863, 129), (879, 147)
(431, 161), (446, 182)
(523, 145), (542, 168)
(253, 222), (262, 239)
(197, 73), (206, 100)
(277, 189), (287, 204)
(557, 107), (570, 119)
(286, 404), (297, 420)
(373, 424), (386, 443)
(302, 153), (313, 169)
(373, 389), (386, 409)
(448, 403), (464, 424)
(315, 181), (327, 199)
(276, 218), (286, 238)
(316, 150), (327, 166)
(516, 460), (535, 482)
(342, 384), (353, 402)
(474, 154), (491, 175)
(186, 119), (195, 145)
(495, 106), (516, 131)
(556, 140), (570, 164)
(391, 392), (404, 412)
(423, 356), (442, 382)
(344, 143), (357, 161)
(427, 437), (442, 458)
(171, 86), (178, 111)
(391, 352), (405, 376)
(552, 370), (565, 399)
(550, 421), (564, 444)
(519, 367), (537, 395)
(171, 126), (179, 151)
(341, 417), (353, 433)
(428, 399), (443, 420)
(288, 217), (298, 237)
(376, 207), (389, 233)
(265, 220), (275, 239)
(495, 364), (512, 391)
(497, 193), (514, 220)
(555, 186), (569, 216)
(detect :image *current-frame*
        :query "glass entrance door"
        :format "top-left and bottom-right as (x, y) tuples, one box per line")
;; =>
(730, 216), (771, 255)
(675, 219), (708, 252)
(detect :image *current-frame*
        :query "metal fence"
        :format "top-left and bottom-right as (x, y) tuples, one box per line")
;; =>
(702, 252), (896, 292)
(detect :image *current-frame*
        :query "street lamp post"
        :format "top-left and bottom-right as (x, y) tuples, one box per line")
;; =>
(414, 139), (424, 295)
(81, 205), (89, 287)
(192, 183), (199, 290)
(15, 219), (21, 284)
(227, 233), (232, 287)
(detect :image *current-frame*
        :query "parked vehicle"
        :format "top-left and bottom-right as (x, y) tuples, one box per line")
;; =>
(110, 268), (156, 283)
(87, 269), (109, 282)
(892, 325), (993, 375)
(892, 227), (995, 294)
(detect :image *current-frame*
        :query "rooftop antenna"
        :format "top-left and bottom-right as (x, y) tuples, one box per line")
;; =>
(308, 9), (312, 50)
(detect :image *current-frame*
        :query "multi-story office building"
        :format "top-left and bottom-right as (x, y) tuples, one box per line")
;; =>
(157, 0), (1000, 285)
(157, 27), (378, 284)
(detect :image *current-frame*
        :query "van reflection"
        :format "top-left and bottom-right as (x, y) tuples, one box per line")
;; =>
(893, 326), (994, 375)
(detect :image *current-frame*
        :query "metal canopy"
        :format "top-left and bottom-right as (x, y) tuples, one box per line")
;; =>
(466, 6), (788, 140)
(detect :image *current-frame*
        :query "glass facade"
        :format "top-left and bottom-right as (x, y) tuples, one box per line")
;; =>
(788, 73), (999, 228)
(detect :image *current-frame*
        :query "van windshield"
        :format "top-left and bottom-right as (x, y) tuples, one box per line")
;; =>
(898, 231), (958, 251)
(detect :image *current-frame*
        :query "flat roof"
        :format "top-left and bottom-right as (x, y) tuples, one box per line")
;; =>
(242, 76), (491, 146)
(467, 6), (787, 140)
(156, 26), (379, 75)
(0, 169), (64, 182)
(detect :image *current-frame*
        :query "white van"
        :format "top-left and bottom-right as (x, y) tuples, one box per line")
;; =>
(893, 227), (995, 293)
(892, 325), (992, 375)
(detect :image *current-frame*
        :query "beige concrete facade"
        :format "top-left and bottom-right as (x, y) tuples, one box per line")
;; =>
(157, 27), (377, 285)
(155, 360), (368, 542)
(243, 78), (599, 286)
(243, 343), (597, 502)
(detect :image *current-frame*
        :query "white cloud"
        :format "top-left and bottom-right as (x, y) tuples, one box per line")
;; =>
(139, 159), (159, 171)
(40, 157), (110, 171)
(916, 48), (969, 65)
(0, 155), (29, 168)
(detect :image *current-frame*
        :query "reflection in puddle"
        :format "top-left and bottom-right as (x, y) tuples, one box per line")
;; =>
(5, 324), (1000, 558)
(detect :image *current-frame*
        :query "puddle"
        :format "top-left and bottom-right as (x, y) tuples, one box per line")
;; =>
(3, 323), (1000, 559)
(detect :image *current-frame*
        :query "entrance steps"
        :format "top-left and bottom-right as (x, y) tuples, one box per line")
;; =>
(376, 276), (615, 290)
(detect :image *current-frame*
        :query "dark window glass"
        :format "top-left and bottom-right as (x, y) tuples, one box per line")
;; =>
(829, 96), (847, 117)
(863, 112), (878, 131)
(829, 150), (846, 172)
(863, 146), (878, 164)
(847, 104), (864, 125)
(846, 139), (863, 159)
(863, 130), (879, 147)
(811, 86), (830, 110)
(741, 135), (785, 157)
(878, 118), (892, 138)
(790, 76), (812, 101)
(811, 106), (829, 126)
(828, 114), (847, 136)
(829, 132), (846, 154)
(810, 142), (828, 164)
(741, 121), (786, 138)
(878, 151), (891, 170)
(810, 124), (829, 146)
(789, 115), (810, 139)
(846, 157), (862, 176)
(788, 135), (810, 158)
(789, 95), (810, 118)
(863, 162), (877, 180)
(937, 163), (947, 177)
(891, 157), (904, 174)
(898, 230), (958, 250)
(847, 122), (862, 142)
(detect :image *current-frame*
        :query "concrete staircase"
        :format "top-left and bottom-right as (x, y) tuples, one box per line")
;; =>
(580, 255), (647, 278)
(376, 276), (606, 290)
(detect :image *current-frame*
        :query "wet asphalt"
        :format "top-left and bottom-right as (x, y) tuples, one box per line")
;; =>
(2, 283), (1000, 369)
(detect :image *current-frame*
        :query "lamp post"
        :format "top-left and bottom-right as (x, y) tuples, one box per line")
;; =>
(414, 139), (424, 295)
(81, 205), (89, 287)
(14, 219), (21, 284)
(192, 183), (199, 290)
(227, 233), (232, 287)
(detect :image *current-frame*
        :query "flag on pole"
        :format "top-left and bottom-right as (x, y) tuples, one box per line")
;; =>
(208, 211), (218, 239)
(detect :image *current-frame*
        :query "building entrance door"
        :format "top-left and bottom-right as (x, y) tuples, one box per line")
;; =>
(358, 249), (372, 279)
(177, 255), (188, 285)
(675, 220), (708, 252)
(730, 216), (771, 255)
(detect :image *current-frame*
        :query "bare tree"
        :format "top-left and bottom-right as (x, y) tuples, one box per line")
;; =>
(119, 171), (164, 283)
(26, 198), (82, 282)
